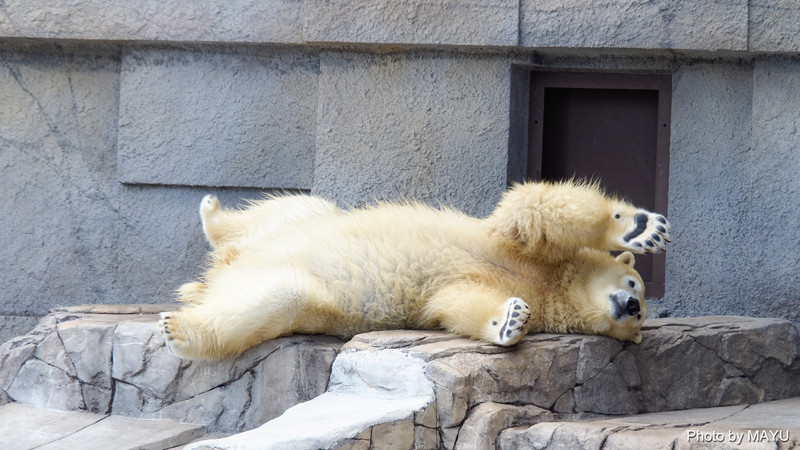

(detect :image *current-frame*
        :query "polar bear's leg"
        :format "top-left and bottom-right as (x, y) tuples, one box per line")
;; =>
(486, 180), (670, 260)
(160, 268), (340, 359)
(199, 194), (227, 249)
(606, 208), (671, 254)
(199, 194), (342, 251)
(175, 281), (207, 304)
(424, 283), (531, 346)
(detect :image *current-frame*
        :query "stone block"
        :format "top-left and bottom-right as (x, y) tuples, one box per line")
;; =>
(0, 335), (39, 390)
(749, 0), (800, 52)
(499, 398), (800, 450)
(58, 317), (116, 388)
(159, 373), (254, 432)
(36, 413), (206, 450)
(303, 0), (518, 46)
(0, 0), (303, 43)
(117, 47), (318, 190)
(455, 402), (552, 450)
(631, 317), (800, 412)
(519, 0), (748, 50)
(7, 359), (84, 410)
(0, 43), (121, 316)
(172, 337), (296, 402)
(244, 338), (340, 428)
(111, 320), (182, 397)
(34, 330), (77, 378)
(0, 403), (106, 450)
(82, 384), (113, 414)
(3, 308), (800, 448)
(187, 349), (433, 449)
(332, 428), (372, 450)
(111, 381), (165, 417)
(574, 363), (637, 415)
(313, 51), (510, 217)
(744, 57), (800, 323)
(664, 61), (754, 318)
(371, 420), (415, 450)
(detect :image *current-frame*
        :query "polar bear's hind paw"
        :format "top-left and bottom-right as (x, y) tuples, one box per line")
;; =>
(493, 297), (530, 346)
(159, 312), (191, 358)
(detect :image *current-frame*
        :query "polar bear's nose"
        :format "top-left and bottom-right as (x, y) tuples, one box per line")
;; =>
(625, 298), (640, 316)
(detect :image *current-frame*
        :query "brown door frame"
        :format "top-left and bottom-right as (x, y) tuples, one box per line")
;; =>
(527, 70), (672, 297)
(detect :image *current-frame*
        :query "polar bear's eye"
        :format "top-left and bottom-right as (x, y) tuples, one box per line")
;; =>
(614, 214), (621, 220)
(628, 280), (636, 288)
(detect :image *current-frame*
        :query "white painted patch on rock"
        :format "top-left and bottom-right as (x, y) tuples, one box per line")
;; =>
(186, 349), (434, 450)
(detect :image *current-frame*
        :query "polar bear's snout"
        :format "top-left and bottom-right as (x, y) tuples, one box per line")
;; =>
(610, 290), (641, 320)
(625, 298), (640, 316)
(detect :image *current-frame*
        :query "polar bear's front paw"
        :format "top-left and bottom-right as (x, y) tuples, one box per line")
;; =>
(159, 312), (192, 359)
(492, 297), (530, 346)
(619, 211), (670, 254)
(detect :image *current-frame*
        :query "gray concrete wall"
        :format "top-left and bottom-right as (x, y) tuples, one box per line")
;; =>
(662, 56), (800, 322)
(2, 1), (800, 341)
(312, 51), (511, 215)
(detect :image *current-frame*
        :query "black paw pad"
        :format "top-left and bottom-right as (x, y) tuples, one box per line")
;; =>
(623, 214), (649, 242)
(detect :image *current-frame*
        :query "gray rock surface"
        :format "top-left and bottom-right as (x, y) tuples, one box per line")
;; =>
(0, 309), (799, 448)
(189, 349), (435, 449)
(0, 305), (342, 433)
(664, 58), (800, 325)
(0, 402), (206, 450)
(498, 398), (800, 450)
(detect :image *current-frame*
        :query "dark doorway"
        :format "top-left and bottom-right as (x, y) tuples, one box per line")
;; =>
(527, 71), (671, 297)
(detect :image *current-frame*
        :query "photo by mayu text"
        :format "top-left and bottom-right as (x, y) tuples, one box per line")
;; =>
(687, 429), (791, 445)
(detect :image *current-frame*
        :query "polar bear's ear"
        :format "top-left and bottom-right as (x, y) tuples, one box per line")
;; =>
(616, 251), (636, 268)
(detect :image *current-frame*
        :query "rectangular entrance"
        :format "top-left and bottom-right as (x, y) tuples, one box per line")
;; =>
(527, 71), (671, 297)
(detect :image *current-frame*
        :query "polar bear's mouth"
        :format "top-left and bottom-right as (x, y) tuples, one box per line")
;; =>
(610, 290), (642, 321)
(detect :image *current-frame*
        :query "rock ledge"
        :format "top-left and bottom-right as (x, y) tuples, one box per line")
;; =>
(1, 307), (798, 449)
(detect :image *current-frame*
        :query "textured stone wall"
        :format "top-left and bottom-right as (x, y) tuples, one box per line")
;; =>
(663, 56), (800, 323)
(2, 2), (800, 339)
(118, 46), (319, 190)
(313, 51), (510, 215)
(0, 43), (122, 321)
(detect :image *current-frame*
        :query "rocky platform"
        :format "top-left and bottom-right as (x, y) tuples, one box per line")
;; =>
(0, 305), (798, 449)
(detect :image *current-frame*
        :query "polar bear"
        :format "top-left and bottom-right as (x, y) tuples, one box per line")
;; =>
(160, 181), (670, 360)
(186, 193), (341, 269)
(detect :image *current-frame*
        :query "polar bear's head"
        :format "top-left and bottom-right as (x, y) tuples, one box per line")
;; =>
(574, 250), (648, 344)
